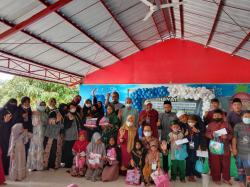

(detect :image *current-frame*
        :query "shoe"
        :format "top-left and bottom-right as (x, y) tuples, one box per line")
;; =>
(180, 179), (186, 183)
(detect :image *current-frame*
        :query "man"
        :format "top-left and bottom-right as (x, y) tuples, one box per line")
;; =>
(232, 110), (250, 187)
(139, 100), (159, 138)
(227, 98), (244, 129)
(118, 97), (138, 126)
(158, 101), (177, 141)
(204, 98), (226, 125)
(105, 91), (124, 114)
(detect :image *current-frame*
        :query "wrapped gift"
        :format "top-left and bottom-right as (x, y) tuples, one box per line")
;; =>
(99, 116), (110, 126)
(107, 148), (116, 161)
(151, 170), (170, 187)
(84, 118), (98, 128)
(125, 169), (141, 185)
(209, 139), (224, 155)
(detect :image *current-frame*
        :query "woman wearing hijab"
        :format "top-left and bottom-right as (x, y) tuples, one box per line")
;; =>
(118, 115), (137, 173)
(27, 101), (48, 171)
(8, 123), (29, 181)
(85, 132), (106, 182)
(43, 103), (66, 170)
(63, 103), (81, 169)
(101, 105), (120, 146)
(0, 109), (13, 175)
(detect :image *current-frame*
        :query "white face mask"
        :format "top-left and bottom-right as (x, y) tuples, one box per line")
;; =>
(86, 104), (91, 108)
(144, 131), (152, 137)
(70, 108), (76, 113)
(22, 105), (30, 110)
(243, 117), (250, 125)
(188, 122), (196, 127)
(37, 106), (46, 112)
(126, 103), (132, 108)
(127, 121), (133, 127)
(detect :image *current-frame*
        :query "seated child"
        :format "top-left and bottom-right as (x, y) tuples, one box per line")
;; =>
(129, 140), (147, 184)
(70, 130), (89, 177)
(102, 136), (121, 182)
(143, 140), (161, 186)
(169, 120), (186, 183)
(85, 132), (106, 182)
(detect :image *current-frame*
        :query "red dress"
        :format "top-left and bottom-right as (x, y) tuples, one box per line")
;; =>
(117, 130), (131, 169)
(0, 148), (5, 184)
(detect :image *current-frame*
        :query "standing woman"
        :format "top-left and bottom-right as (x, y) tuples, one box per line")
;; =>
(45, 98), (57, 115)
(43, 104), (65, 170)
(0, 109), (13, 175)
(27, 101), (48, 171)
(63, 103), (80, 168)
(117, 115), (137, 173)
(101, 105), (120, 146)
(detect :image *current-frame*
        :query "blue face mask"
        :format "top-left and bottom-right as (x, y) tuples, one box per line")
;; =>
(242, 117), (250, 125)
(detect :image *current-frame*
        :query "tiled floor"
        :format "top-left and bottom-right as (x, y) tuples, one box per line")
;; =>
(5, 169), (239, 187)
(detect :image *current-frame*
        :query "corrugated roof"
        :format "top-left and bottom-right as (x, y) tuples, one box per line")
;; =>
(0, 0), (249, 84)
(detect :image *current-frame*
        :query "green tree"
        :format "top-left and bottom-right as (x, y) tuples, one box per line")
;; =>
(0, 76), (79, 107)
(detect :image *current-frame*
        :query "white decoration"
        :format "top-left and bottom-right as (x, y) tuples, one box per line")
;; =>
(168, 85), (215, 116)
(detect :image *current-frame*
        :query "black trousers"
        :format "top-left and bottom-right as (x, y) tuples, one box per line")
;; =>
(162, 154), (169, 173)
(62, 140), (75, 168)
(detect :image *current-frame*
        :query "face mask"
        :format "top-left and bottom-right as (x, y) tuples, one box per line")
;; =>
(188, 122), (195, 127)
(126, 104), (132, 108)
(37, 106), (46, 112)
(127, 121), (133, 127)
(22, 105), (30, 110)
(214, 118), (223, 122)
(70, 108), (76, 113)
(86, 104), (91, 108)
(49, 105), (55, 110)
(113, 101), (118, 104)
(243, 117), (250, 125)
(144, 131), (152, 137)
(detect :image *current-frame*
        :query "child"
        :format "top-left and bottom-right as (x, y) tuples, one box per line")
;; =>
(205, 109), (233, 185)
(143, 140), (161, 186)
(71, 130), (89, 177)
(102, 136), (121, 182)
(85, 132), (106, 182)
(186, 115), (201, 182)
(129, 140), (146, 183)
(8, 123), (29, 181)
(169, 120), (186, 182)
(0, 147), (5, 185)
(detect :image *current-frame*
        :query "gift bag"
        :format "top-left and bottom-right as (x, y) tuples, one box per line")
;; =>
(195, 158), (204, 173)
(151, 170), (170, 187)
(203, 158), (210, 174)
(174, 145), (188, 160)
(230, 155), (238, 177)
(125, 169), (141, 185)
(209, 139), (224, 155)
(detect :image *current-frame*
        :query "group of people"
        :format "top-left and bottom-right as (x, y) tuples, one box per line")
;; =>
(0, 90), (249, 187)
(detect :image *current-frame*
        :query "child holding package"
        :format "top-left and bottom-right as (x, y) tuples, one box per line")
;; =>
(102, 136), (121, 182)
(169, 120), (186, 182)
(70, 130), (89, 177)
(143, 140), (161, 186)
(8, 123), (29, 181)
(85, 132), (106, 182)
(186, 115), (202, 181)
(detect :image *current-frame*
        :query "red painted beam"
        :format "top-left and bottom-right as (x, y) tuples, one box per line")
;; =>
(168, 0), (176, 36)
(0, 50), (82, 78)
(0, 0), (72, 41)
(160, 0), (172, 37)
(179, 0), (184, 38)
(99, 0), (141, 51)
(205, 0), (224, 46)
(0, 19), (102, 69)
(38, 0), (121, 61)
(231, 32), (250, 55)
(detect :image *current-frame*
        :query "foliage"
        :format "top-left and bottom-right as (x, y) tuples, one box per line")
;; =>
(0, 76), (79, 107)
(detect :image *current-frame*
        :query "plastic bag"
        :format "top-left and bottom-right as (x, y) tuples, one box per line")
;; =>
(209, 140), (224, 155)
(195, 158), (204, 173)
(230, 155), (238, 177)
(174, 144), (188, 160)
